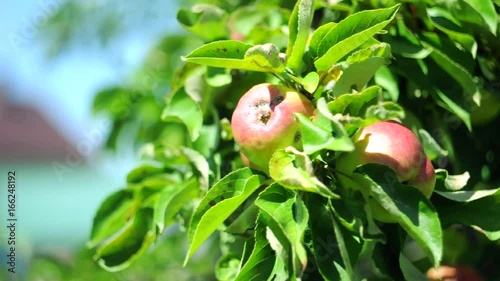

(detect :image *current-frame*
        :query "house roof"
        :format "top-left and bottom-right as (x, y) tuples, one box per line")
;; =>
(0, 91), (81, 161)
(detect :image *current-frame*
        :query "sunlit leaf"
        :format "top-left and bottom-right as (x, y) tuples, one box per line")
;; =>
(162, 87), (203, 141)
(269, 148), (339, 198)
(328, 85), (379, 116)
(177, 4), (228, 41)
(365, 101), (405, 121)
(302, 72), (320, 93)
(332, 43), (392, 97)
(245, 43), (286, 72)
(309, 22), (336, 58)
(184, 40), (286, 73)
(286, 0), (314, 72)
(185, 168), (265, 264)
(314, 5), (399, 70)
(459, 0), (497, 34)
(418, 129), (449, 161)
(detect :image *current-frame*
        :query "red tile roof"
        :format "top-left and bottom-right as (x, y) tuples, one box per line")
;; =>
(0, 101), (80, 161)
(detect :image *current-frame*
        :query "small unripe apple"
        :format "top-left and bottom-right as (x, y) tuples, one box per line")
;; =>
(470, 91), (500, 126)
(231, 83), (315, 173)
(336, 121), (436, 221)
(427, 265), (483, 281)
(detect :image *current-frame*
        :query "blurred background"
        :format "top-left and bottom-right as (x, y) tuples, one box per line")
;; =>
(1, 0), (499, 280)
(0, 1), (217, 280)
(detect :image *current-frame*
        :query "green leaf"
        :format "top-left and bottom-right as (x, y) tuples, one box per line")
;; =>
(193, 122), (220, 158)
(421, 33), (479, 104)
(328, 85), (379, 116)
(420, 44), (476, 130)
(350, 164), (443, 266)
(162, 87), (203, 141)
(177, 4), (228, 41)
(332, 43), (392, 97)
(436, 188), (498, 203)
(434, 169), (481, 196)
(305, 195), (345, 280)
(329, 188), (377, 237)
(435, 88), (472, 131)
(180, 147), (210, 190)
(309, 22), (336, 58)
(345, 42), (392, 64)
(460, 0), (497, 34)
(310, 97), (355, 152)
(382, 19), (431, 59)
(94, 208), (155, 271)
(228, 4), (289, 38)
(439, 170), (470, 192)
(225, 203), (259, 235)
(92, 87), (130, 118)
(154, 178), (200, 234)
(375, 65), (399, 102)
(259, 211), (293, 280)
(126, 163), (165, 184)
(330, 203), (361, 279)
(88, 189), (135, 248)
(297, 113), (352, 155)
(185, 168), (265, 264)
(184, 40), (286, 73)
(364, 101), (406, 121)
(205, 66), (232, 87)
(244, 43), (286, 73)
(184, 40), (252, 66)
(392, 49), (473, 131)
(306, 194), (363, 280)
(418, 129), (448, 161)
(399, 253), (428, 281)
(438, 188), (500, 240)
(314, 5), (400, 70)
(255, 183), (309, 276)
(140, 174), (180, 191)
(302, 72), (320, 93)
(333, 57), (390, 96)
(426, 7), (477, 55)
(234, 212), (276, 281)
(216, 255), (241, 281)
(269, 148), (339, 198)
(286, 0), (314, 72)
(357, 242), (398, 280)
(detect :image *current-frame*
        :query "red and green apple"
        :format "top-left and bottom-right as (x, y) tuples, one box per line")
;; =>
(336, 121), (436, 222)
(231, 83), (315, 173)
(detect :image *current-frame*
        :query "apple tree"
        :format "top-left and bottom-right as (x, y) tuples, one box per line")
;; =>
(90, 0), (500, 280)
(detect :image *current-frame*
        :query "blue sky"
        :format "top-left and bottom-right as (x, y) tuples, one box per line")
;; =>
(0, 2), (183, 251)
(0, 1), (180, 146)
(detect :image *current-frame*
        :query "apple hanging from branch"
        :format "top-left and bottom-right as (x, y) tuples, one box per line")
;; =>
(231, 83), (315, 173)
(336, 121), (436, 221)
